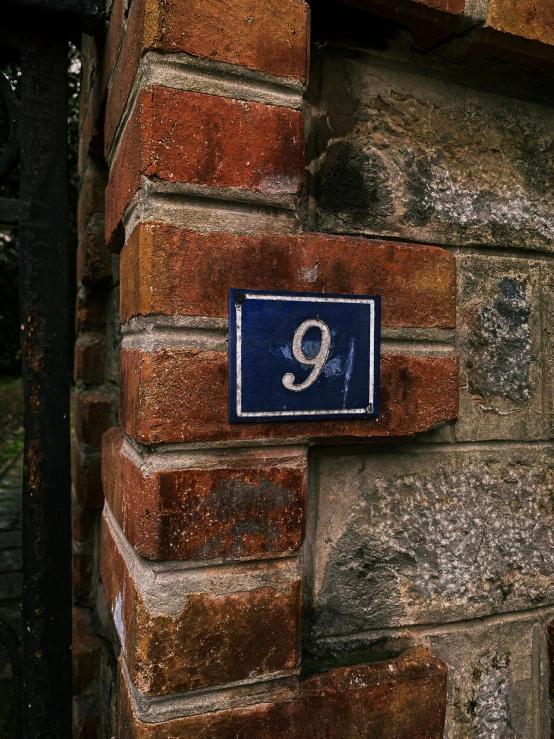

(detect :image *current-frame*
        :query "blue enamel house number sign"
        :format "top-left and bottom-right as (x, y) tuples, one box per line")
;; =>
(229, 289), (380, 423)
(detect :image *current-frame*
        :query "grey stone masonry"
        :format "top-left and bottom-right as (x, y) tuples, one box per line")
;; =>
(303, 25), (554, 739)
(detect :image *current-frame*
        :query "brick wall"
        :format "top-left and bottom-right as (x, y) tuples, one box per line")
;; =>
(75, 0), (554, 736)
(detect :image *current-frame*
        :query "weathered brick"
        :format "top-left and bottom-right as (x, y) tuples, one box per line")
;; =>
(121, 223), (456, 328)
(73, 715), (102, 739)
(103, 0), (127, 87)
(78, 83), (105, 175)
(75, 334), (105, 385)
(73, 550), (95, 603)
(100, 510), (301, 695)
(77, 216), (112, 288)
(102, 427), (307, 561)
(72, 501), (99, 546)
(105, 87), (304, 247)
(78, 159), (107, 237)
(76, 287), (107, 334)
(104, 0), (309, 155)
(486, 0), (554, 50)
(116, 647), (447, 738)
(120, 348), (458, 445)
(73, 606), (103, 697)
(72, 440), (104, 509)
(75, 391), (115, 448)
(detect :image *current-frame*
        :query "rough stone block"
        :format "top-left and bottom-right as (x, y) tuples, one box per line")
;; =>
(454, 254), (547, 441)
(106, 87), (304, 247)
(308, 444), (554, 639)
(102, 427), (307, 561)
(100, 508), (301, 695)
(309, 48), (554, 252)
(104, 0), (309, 156)
(538, 262), (554, 441)
(120, 223), (456, 328)
(116, 647), (446, 737)
(120, 348), (458, 444)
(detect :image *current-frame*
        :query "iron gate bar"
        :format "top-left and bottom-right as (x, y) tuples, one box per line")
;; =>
(0, 3), (104, 734)
(19, 28), (72, 737)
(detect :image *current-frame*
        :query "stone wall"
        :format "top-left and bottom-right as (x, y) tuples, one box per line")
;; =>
(74, 0), (554, 736)
(304, 4), (554, 735)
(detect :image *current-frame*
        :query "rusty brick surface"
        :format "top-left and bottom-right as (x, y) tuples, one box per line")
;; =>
(104, 0), (309, 155)
(120, 348), (458, 445)
(120, 223), (456, 328)
(100, 513), (301, 695)
(102, 427), (307, 561)
(116, 647), (446, 738)
(106, 87), (304, 247)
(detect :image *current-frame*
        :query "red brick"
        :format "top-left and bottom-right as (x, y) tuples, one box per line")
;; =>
(76, 288), (107, 334)
(486, 0), (554, 48)
(78, 79), (105, 174)
(73, 440), (104, 508)
(73, 550), (95, 602)
(79, 34), (100, 136)
(103, 0), (127, 87)
(75, 391), (115, 448)
(116, 647), (447, 738)
(100, 513), (301, 695)
(120, 348), (459, 445)
(73, 716), (102, 739)
(121, 223), (456, 328)
(77, 217), (112, 288)
(74, 334), (105, 385)
(105, 87), (304, 248)
(73, 606), (103, 697)
(104, 0), (309, 155)
(340, 0), (464, 48)
(72, 501), (99, 545)
(103, 427), (307, 561)
(78, 159), (107, 237)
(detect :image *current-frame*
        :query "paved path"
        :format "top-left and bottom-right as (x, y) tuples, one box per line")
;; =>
(0, 454), (22, 739)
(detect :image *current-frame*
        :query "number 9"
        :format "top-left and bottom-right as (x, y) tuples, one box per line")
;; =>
(282, 319), (331, 392)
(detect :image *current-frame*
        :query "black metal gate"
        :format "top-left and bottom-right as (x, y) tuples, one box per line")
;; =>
(0, 1), (102, 735)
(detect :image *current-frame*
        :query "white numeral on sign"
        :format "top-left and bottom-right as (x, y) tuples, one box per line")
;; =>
(282, 319), (331, 392)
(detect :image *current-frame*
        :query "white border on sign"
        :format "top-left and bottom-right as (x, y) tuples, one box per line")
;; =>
(236, 293), (376, 418)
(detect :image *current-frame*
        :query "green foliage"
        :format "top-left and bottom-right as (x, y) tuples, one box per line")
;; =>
(0, 377), (24, 471)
